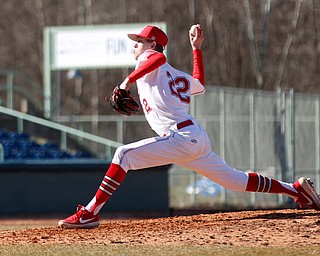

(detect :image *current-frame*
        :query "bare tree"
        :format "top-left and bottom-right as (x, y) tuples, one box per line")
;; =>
(243, 0), (263, 88)
(1, 0), (320, 127)
(274, 0), (303, 90)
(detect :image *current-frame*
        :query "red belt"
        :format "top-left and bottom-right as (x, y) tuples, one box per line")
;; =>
(177, 120), (193, 130)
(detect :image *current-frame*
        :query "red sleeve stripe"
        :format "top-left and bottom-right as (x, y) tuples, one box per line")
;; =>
(192, 49), (205, 85)
(128, 53), (167, 83)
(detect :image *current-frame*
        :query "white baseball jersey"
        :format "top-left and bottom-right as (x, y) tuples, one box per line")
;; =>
(136, 49), (205, 136)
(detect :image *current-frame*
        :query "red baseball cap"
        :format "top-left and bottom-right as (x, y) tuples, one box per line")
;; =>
(128, 26), (168, 47)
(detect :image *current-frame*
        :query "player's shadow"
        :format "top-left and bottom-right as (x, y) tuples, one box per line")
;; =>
(240, 210), (320, 221)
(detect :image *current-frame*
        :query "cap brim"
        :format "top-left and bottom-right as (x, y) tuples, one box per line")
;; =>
(128, 34), (138, 41)
(128, 33), (148, 42)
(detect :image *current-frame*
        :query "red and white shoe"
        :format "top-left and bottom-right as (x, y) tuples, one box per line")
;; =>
(293, 177), (320, 210)
(58, 204), (100, 229)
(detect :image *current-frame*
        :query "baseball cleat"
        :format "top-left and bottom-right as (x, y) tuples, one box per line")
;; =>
(58, 204), (100, 229)
(293, 177), (320, 210)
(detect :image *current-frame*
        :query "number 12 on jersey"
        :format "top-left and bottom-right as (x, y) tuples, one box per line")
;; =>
(166, 71), (190, 104)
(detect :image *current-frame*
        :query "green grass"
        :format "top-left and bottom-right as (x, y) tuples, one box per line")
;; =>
(0, 245), (319, 256)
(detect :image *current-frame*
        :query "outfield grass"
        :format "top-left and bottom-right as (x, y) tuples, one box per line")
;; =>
(0, 245), (319, 256)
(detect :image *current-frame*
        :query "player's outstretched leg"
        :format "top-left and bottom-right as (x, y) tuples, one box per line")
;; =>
(58, 163), (127, 229)
(246, 173), (320, 210)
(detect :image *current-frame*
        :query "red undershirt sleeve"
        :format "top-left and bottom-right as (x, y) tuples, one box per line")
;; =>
(192, 49), (205, 85)
(127, 53), (167, 83)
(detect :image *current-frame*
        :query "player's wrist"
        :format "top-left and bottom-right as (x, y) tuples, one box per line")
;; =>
(119, 78), (131, 90)
(192, 45), (202, 50)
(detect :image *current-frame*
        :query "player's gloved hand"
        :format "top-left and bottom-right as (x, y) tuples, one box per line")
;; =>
(108, 86), (140, 116)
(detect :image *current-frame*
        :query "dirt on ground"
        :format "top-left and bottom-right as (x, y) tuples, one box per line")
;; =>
(0, 209), (319, 246)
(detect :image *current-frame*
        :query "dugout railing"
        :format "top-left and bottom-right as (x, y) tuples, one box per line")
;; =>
(0, 105), (122, 160)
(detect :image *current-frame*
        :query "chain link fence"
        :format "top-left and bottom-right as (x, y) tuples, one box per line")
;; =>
(57, 86), (320, 210)
(170, 86), (320, 210)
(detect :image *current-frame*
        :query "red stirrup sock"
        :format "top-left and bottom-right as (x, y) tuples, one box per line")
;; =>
(86, 163), (127, 215)
(245, 173), (298, 198)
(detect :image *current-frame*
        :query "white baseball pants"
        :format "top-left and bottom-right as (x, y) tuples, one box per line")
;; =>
(112, 120), (249, 192)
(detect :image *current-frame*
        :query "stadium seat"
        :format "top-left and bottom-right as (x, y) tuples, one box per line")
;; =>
(0, 129), (92, 160)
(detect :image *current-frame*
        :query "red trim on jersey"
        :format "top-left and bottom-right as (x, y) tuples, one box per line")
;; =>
(128, 53), (166, 83)
(192, 49), (205, 85)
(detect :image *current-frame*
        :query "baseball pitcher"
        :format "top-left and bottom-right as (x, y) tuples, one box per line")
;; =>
(59, 24), (320, 228)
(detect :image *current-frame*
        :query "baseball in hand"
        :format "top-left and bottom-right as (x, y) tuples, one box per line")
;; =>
(189, 25), (198, 37)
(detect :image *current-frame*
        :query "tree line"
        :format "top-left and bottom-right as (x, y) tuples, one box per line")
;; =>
(0, 0), (319, 117)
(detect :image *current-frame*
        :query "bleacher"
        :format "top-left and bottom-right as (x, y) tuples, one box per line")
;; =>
(0, 70), (169, 215)
(0, 128), (92, 160)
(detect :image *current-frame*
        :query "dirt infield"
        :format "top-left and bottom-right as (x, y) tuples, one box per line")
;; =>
(0, 209), (319, 246)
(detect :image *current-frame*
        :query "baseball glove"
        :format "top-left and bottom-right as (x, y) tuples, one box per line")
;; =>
(109, 86), (140, 116)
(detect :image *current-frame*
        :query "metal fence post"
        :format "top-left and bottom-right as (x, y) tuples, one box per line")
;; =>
(249, 92), (256, 205)
(219, 89), (226, 204)
(61, 130), (67, 150)
(105, 145), (111, 160)
(17, 117), (24, 133)
(289, 89), (296, 182)
(276, 88), (286, 204)
(6, 72), (13, 109)
(117, 119), (123, 144)
(316, 97), (320, 191)
(0, 143), (3, 162)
